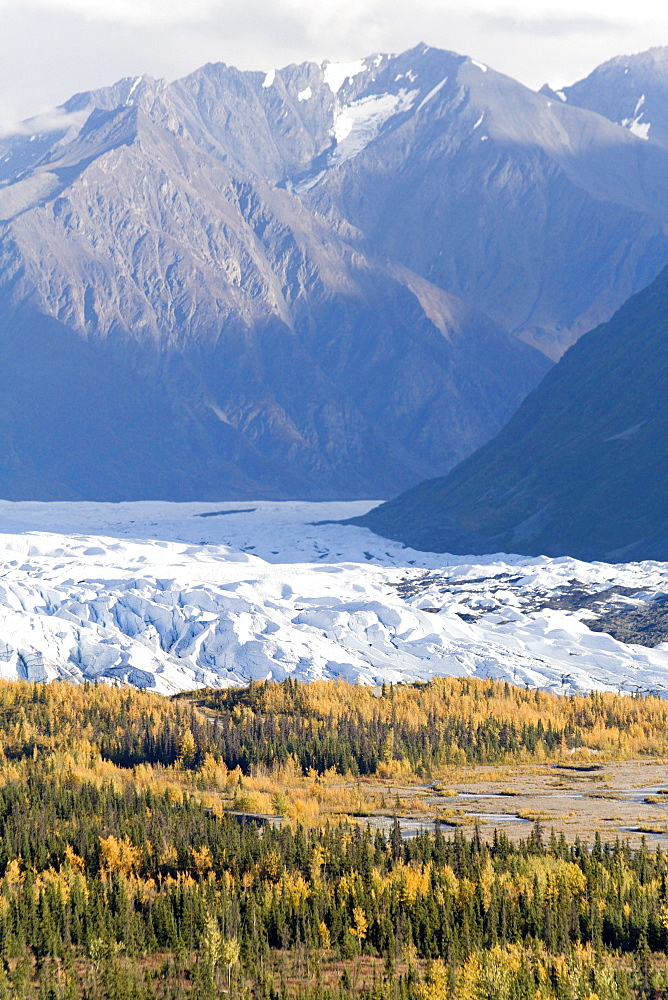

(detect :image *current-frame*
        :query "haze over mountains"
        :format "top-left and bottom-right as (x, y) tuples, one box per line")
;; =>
(1, 44), (668, 502)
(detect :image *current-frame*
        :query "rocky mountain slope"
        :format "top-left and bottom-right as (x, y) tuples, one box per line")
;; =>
(305, 46), (668, 358)
(555, 46), (668, 152)
(2, 45), (668, 500)
(355, 265), (668, 562)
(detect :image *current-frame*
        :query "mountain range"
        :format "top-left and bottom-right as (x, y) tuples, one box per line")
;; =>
(2, 44), (668, 500)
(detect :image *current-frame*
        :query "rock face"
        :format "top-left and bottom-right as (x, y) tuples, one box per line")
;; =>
(354, 266), (668, 563)
(1, 44), (668, 501)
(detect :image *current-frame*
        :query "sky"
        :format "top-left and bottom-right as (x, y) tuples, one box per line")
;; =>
(1, 0), (668, 129)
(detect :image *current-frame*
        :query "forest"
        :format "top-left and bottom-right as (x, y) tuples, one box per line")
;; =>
(0, 677), (666, 997)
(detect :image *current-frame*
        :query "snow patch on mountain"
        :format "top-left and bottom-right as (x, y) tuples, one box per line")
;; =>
(417, 77), (448, 111)
(331, 89), (418, 163)
(621, 95), (651, 139)
(125, 76), (142, 105)
(288, 169), (326, 194)
(0, 500), (667, 697)
(323, 59), (366, 93)
(627, 120), (651, 140)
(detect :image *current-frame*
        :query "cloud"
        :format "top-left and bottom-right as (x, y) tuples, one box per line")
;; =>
(0, 0), (220, 26)
(1, 0), (668, 129)
(0, 107), (87, 139)
(475, 11), (628, 36)
(0, 0), (662, 29)
(462, 0), (668, 21)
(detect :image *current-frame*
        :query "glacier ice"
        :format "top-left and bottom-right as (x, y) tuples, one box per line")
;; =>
(0, 499), (666, 696)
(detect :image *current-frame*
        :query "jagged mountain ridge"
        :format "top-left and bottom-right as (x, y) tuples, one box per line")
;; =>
(353, 264), (668, 562)
(303, 46), (668, 358)
(554, 47), (668, 152)
(7, 44), (668, 354)
(2, 44), (668, 499)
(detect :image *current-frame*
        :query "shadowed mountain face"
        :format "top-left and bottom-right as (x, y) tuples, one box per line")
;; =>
(353, 266), (668, 563)
(1, 44), (668, 500)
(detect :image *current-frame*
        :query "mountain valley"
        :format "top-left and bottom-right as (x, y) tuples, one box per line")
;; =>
(2, 36), (668, 996)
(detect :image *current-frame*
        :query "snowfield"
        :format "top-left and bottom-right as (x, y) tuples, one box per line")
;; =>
(0, 499), (667, 696)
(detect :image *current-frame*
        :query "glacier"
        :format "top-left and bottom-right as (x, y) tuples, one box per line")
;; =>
(0, 499), (667, 696)
(330, 89), (419, 164)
